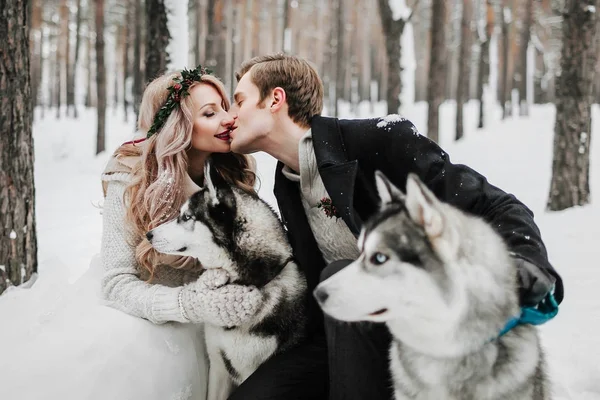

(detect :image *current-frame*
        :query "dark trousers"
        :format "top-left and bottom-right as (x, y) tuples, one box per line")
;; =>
(230, 260), (394, 400)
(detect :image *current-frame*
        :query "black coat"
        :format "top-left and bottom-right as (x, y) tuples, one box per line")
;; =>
(274, 115), (563, 336)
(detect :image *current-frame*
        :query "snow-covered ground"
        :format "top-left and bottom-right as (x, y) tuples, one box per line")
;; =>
(1, 102), (598, 399)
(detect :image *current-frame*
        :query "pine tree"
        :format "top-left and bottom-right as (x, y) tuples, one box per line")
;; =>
(547, 0), (599, 210)
(0, 0), (38, 294)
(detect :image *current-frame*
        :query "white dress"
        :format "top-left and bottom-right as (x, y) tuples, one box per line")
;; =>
(0, 255), (209, 400)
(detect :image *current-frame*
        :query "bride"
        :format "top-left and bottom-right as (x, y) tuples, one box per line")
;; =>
(0, 66), (264, 400)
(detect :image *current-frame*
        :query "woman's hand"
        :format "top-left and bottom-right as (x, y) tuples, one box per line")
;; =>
(179, 269), (263, 327)
(197, 268), (231, 289)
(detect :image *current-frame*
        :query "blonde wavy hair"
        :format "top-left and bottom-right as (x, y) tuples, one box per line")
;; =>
(115, 71), (255, 280)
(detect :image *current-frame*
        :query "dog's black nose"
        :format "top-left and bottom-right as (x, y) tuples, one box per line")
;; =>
(314, 288), (329, 305)
(146, 231), (153, 241)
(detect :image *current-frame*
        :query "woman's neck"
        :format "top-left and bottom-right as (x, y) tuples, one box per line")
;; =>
(187, 149), (210, 186)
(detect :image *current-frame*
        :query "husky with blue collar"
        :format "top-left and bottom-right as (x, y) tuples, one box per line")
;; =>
(315, 171), (551, 400)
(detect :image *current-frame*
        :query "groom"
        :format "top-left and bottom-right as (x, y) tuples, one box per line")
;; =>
(226, 53), (563, 400)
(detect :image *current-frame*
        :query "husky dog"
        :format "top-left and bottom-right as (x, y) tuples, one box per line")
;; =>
(147, 162), (307, 400)
(314, 172), (549, 400)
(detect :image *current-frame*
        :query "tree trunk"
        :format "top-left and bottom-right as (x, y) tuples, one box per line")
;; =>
(206, 0), (219, 73)
(377, 0), (407, 115)
(333, 0), (345, 117)
(216, 0), (227, 80)
(360, 2), (372, 101)
(427, 0), (446, 143)
(518, 0), (534, 116)
(0, 0), (38, 294)
(282, 0), (291, 52)
(96, 0), (106, 154)
(477, 0), (494, 128)
(123, 0), (132, 122)
(133, 0), (143, 120)
(145, 0), (170, 82)
(55, 26), (62, 118)
(456, 0), (474, 140)
(72, 0), (83, 118)
(195, 0), (206, 64)
(547, 0), (599, 211)
(60, 0), (70, 118)
(64, 0), (75, 117)
(499, 1), (511, 119)
(85, 3), (94, 108)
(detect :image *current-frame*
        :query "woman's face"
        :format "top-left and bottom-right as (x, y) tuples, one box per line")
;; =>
(188, 83), (235, 153)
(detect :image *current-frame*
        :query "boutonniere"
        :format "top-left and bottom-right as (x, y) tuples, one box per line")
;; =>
(317, 197), (339, 219)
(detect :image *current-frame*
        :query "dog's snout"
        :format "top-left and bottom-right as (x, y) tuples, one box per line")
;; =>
(146, 231), (153, 241)
(314, 287), (329, 305)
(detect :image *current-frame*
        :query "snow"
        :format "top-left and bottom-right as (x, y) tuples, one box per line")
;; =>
(376, 114), (407, 129)
(585, 5), (596, 13)
(0, 102), (599, 399)
(9, 230), (17, 240)
(388, 0), (411, 21)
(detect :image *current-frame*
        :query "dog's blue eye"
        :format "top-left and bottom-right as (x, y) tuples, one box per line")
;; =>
(181, 214), (192, 222)
(370, 253), (389, 265)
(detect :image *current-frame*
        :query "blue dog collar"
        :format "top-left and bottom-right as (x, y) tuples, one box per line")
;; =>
(497, 288), (559, 338)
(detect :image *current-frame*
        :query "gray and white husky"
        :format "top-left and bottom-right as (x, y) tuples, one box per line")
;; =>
(147, 162), (307, 400)
(314, 172), (550, 400)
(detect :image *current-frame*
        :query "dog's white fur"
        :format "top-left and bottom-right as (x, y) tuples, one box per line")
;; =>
(315, 172), (549, 400)
(149, 164), (306, 400)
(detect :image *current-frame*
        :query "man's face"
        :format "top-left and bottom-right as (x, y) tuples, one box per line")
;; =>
(229, 72), (273, 154)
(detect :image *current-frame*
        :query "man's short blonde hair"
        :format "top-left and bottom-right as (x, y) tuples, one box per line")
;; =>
(236, 54), (324, 128)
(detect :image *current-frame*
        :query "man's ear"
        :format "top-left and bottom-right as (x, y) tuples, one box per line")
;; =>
(270, 87), (287, 112)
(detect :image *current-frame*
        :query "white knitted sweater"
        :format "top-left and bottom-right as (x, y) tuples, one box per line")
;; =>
(99, 136), (214, 323)
(101, 173), (200, 324)
(282, 130), (360, 264)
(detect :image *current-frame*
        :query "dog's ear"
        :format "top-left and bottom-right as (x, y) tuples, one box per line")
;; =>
(204, 160), (225, 206)
(375, 171), (406, 206)
(404, 173), (444, 238)
(204, 159), (235, 209)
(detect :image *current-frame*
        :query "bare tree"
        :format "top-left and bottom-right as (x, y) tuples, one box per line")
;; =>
(195, 0), (207, 64)
(456, 0), (474, 140)
(547, 0), (599, 211)
(427, 0), (447, 143)
(0, 0), (38, 294)
(96, 0), (106, 154)
(518, 0), (534, 116)
(123, 0), (132, 122)
(132, 0), (143, 119)
(70, 0), (83, 118)
(477, 0), (494, 128)
(499, 0), (512, 119)
(334, 0), (345, 117)
(206, 0), (221, 77)
(85, 2), (95, 108)
(377, 0), (419, 115)
(146, 0), (170, 81)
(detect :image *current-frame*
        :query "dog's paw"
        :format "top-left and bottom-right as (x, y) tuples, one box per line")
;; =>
(199, 268), (230, 289)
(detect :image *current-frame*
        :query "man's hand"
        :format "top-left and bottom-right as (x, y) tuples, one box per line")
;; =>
(180, 269), (263, 327)
(515, 257), (556, 307)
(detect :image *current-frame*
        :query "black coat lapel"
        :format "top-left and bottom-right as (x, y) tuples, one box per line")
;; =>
(312, 116), (362, 234)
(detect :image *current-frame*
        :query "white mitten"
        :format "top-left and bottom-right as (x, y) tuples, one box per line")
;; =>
(179, 269), (263, 327)
(198, 268), (231, 289)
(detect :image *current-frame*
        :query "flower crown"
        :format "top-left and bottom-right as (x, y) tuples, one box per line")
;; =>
(146, 65), (212, 138)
